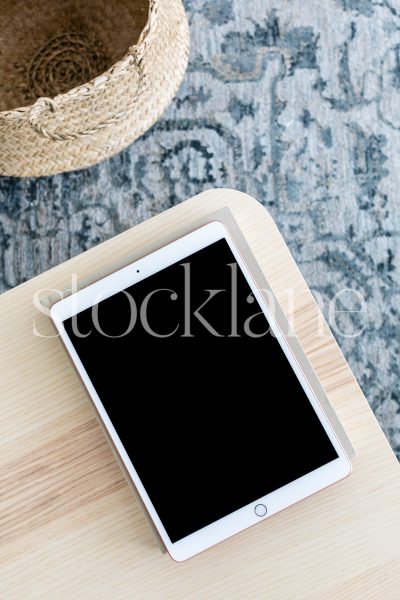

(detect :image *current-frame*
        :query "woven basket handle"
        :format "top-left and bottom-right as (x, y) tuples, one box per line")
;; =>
(28, 53), (145, 141)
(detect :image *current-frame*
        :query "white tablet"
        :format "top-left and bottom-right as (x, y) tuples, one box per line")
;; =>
(51, 221), (351, 562)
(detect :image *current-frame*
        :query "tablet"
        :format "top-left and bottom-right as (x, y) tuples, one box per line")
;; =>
(51, 221), (351, 562)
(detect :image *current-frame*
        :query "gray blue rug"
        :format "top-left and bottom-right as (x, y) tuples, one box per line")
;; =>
(0, 0), (399, 457)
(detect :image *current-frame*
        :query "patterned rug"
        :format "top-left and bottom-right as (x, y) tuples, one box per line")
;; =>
(0, 0), (399, 457)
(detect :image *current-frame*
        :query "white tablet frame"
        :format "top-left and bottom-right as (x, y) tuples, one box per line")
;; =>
(51, 221), (352, 562)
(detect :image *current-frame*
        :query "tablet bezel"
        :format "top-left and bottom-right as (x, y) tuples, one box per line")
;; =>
(51, 221), (351, 562)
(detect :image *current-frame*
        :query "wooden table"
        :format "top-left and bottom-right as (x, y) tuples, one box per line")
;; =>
(1, 189), (399, 599)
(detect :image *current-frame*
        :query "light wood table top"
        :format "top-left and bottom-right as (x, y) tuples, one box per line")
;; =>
(1, 189), (399, 599)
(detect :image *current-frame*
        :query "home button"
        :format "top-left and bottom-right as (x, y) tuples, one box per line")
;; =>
(254, 503), (267, 517)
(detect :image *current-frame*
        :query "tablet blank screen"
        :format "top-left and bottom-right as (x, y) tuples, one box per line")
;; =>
(63, 239), (338, 543)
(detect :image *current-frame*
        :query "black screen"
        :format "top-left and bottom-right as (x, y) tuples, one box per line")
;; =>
(63, 239), (338, 542)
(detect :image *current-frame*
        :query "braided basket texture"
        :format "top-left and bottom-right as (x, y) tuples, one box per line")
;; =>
(0, 0), (189, 176)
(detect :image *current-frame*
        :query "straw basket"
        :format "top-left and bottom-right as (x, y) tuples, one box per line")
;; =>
(0, 0), (189, 177)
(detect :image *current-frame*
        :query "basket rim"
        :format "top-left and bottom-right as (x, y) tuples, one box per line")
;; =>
(0, 0), (157, 120)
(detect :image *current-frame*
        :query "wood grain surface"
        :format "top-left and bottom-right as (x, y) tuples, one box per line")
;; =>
(0, 189), (399, 599)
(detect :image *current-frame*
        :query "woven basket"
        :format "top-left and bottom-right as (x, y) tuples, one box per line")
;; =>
(0, 0), (189, 177)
